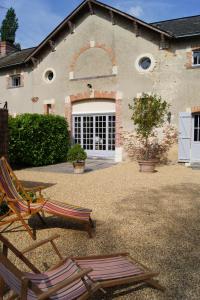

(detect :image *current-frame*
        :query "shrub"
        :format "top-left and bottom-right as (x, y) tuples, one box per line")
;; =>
(67, 144), (87, 163)
(9, 114), (70, 167)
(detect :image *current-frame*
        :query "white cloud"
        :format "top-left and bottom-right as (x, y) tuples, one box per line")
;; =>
(129, 5), (143, 17)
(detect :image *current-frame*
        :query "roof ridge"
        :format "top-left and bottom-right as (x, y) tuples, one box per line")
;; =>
(151, 14), (200, 24)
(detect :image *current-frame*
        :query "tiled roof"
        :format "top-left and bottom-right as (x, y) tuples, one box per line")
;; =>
(1, 3), (200, 70)
(0, 47), (35, 69)
(152, 15), (200, 38)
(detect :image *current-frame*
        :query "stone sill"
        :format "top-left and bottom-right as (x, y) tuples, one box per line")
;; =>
(187, 65), (200, 70)
(70, 74), (116, 81)
(7, 85), (24, 89)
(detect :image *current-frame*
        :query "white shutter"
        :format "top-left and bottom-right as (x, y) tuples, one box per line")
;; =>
(178, 112), (191, 162)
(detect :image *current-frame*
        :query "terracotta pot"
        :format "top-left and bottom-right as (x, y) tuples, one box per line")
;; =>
(138, 160), (158, 173)
(73, 161), (85, 174)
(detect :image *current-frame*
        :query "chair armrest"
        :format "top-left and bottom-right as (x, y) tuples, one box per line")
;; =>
(37, 268), (93, 300)
(22, 234), (60, 254)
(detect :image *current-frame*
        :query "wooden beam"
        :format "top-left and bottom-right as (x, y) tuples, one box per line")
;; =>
(134, 21), (139, 37)
(48, 40), (56, 52)
(88, 1), (94, 15)
(68, 20), (74, 34)
(31, 57), (38, 67)
(109, 10), (115, 25)
(160, 33), (169, 49)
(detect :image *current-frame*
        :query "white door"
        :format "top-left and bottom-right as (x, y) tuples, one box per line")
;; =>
(191, 114), (200, 162)
(73, 114), (115, 158)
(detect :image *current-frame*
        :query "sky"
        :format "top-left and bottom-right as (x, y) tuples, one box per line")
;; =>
(0, 0), (200, 49)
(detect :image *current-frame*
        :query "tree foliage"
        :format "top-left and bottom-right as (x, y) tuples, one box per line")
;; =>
(129, 93), (170, 159)
(0, 8), (19, 44)
(8, 114), (70, 167)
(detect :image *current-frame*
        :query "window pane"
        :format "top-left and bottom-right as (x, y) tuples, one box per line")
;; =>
(194, 129), (198, 141)
(194, 115), (199, 128)
(193, 51), (200, 65)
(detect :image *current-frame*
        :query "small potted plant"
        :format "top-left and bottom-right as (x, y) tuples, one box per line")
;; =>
(67, 144), (87, 174)
(129, 93), (170, 172)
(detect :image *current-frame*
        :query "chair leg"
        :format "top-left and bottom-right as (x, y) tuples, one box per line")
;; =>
(146, 278), (165, 291)
(85, 223), (93, 238)
(20, 217), (36, 240)
(0, 276), (4, 300)
(89, 217), (95, 228)
(36, 212), (46, 225)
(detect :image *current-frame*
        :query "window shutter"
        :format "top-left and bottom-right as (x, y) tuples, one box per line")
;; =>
(178, 112), (191, 162)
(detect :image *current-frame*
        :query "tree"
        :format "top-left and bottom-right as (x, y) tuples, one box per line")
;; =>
(0, 8), (18, 44)
(129, 93), (170, 160)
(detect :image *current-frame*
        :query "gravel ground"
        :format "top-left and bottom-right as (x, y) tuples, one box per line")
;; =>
(2, 161), (200, 300)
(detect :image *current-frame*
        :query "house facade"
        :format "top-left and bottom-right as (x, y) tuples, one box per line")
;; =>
(0, 0), (200, 162)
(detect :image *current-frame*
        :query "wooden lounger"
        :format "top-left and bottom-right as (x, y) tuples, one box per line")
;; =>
(0, 234), (165, 299)
(0, 157), (94, 240)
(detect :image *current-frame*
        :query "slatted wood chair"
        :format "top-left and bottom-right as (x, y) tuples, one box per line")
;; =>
(0, 157), (94, 239)
(0, 234), (100, 300)
(0, 234), (165, 300)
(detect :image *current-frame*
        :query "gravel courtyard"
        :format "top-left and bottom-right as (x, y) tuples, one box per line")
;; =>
(2, 161), (200, 300)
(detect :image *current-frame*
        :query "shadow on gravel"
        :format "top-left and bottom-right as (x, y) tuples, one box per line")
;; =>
(20, 180), (56, 189)
(113, 182), (200, 300)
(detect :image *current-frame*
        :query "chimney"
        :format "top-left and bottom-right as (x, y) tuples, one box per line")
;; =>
(0, 41), (19, 57)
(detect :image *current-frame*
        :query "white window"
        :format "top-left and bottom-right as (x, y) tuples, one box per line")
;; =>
(43, 68), (56, 83)
(193, 50), (200, 66)
(10, 74), (21, 88)
(139, 57), (151, 70)
(194, 114), (200, 141)
(135, 54), (155, 73)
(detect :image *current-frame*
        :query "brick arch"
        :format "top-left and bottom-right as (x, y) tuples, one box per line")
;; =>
(70, 43), (116, 72)
(65, 90), (122, 147)
(70, 90), (116, 102)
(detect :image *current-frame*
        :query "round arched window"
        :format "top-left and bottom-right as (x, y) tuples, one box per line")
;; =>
(135, 54), (155, 73)
(139, 57), (151, 70)
(43, 69), (56, 83)
(45, 70), (54, 81)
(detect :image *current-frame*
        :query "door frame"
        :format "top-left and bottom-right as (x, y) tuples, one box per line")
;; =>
(64, 91), (123, 162)
(72, 112), (115, 158)
(191, 113), (200, 162)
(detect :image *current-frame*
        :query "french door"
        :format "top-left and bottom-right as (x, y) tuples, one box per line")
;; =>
(73, 114), (115, 157)
(191, 114), (200, 162)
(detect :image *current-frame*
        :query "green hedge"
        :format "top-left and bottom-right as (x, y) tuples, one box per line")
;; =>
(9, 114), (70, 167)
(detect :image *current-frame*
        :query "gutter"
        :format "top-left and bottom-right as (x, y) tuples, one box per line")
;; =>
(175, 32), (200, 38)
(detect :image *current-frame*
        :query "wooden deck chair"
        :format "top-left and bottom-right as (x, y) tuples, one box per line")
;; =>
(0, 234), (165, 300)
(0, 157), (94, 238)
(0, 164), (44, 240)
(0, 234), (100, 300)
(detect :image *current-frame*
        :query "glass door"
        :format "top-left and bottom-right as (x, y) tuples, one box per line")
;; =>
(73, 114), (115, 158)
(191, 114), (200, 162)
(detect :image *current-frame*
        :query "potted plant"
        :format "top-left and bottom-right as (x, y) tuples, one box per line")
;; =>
(129, 93), (170, 172)
(67, 144), (87, 174)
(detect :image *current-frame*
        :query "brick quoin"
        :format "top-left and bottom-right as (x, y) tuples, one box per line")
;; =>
(70, 43), (116, 72)
(185, 46), (200, 69)
(65, 91), (122, 146)
(192, 106), (200, 113)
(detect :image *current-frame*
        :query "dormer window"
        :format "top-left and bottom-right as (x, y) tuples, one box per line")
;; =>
(193, 50), (200, 66)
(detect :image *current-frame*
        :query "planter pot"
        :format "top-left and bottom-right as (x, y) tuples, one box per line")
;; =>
(138, 160), (158, 173)
(73, 161), (85, 174)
